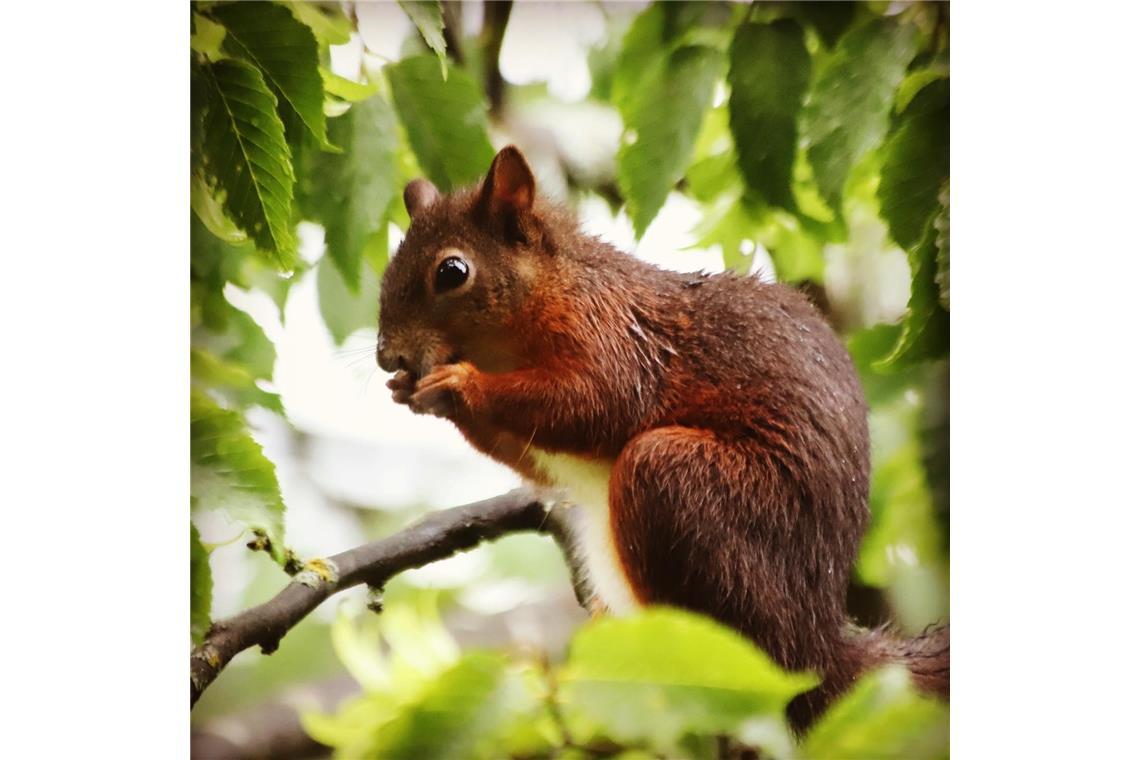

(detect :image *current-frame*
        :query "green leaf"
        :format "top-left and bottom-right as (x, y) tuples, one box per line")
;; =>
(191, 214), (255, 331)
(301, 96), (398, 291)
(617, 44), (722, 237)
(399, 1), (448, 79)
(895, 65), (949, 113)
(728, 20), (811, 211)
(559, 608), (815, 753)
(934, 183), (949, 310)
(847, 323), (914, 406)
(802, 666), (949, 760)
(196, 59), (297, 267)
(192, 171), (247, 243)
(386, 56), (495, 192)
(286, 1), (352, 45)
(211, 1), (331, 150)
(191, 523), (213, 645)
(759, 211), (825, 283)
(190, 12), (227, 60)
(878, 78), (949, 251)
(320, 68), (381, 102)
(803, 18), (919, 213)
(874, 205), (949, 371)
(192, 346), (284, 414)
(190, 389), (287, 563)
(369, 654), (547, 760)
(317, 254), (380, 345)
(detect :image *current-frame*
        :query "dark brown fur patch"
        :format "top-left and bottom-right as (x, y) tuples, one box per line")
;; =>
(378, 148), (949, 730)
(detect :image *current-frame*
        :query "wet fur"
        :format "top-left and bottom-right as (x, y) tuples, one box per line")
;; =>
(378, 149), (949, 730)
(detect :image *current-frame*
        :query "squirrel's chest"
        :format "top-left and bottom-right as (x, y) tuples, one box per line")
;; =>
(530, 449), (640, 615)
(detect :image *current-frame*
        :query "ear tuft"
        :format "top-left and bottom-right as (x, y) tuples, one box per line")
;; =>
(482, 146), (536, 219)
(404, 178), (440, 218)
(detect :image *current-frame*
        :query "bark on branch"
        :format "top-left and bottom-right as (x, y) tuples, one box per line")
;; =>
(191, 488), (585, 708)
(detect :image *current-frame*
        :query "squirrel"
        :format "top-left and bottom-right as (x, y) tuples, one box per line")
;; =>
(376, 146), (949, 730)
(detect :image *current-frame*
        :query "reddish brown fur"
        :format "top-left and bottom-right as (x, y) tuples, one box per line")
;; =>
(378, 147), (948, 730)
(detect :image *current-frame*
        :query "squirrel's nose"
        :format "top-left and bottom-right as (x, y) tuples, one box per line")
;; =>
(376, 337), (404, 373)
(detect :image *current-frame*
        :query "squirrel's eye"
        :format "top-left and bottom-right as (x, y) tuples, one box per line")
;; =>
(434, 256), (469, 293)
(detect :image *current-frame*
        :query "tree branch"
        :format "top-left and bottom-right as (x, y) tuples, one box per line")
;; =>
(191, 488), (585, 708)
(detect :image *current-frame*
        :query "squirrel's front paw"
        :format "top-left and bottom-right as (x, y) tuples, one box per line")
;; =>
(408, 363), (476, 419)
(386, 370), (416, 406)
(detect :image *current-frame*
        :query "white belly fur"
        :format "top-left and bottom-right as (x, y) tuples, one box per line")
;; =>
(530, 449), (640, 615)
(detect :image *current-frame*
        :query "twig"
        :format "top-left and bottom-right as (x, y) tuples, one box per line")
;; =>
(191, 488), (584, 707)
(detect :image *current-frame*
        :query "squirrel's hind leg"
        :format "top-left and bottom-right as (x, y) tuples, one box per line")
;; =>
(608, 425), (859, 727)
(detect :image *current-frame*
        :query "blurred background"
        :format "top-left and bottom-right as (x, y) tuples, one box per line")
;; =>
(191, 2), (949, 756)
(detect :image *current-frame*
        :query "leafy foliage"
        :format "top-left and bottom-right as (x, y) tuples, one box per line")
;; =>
(399, 1), (449, 78)
(307, 603), (946, 759)
(878, 78), (950, 251)
(875, 207), (950, 371)
(190, 389), (286, 563)
(801, 666), (949, 759)
(211, 1), (332, 149)
(189, 3), (950, 755)
(613, 4), (723, 238)
(301, 96), (399, 290)
(560, 609), (816, 753)
(802, 17), (919, 214)
(193, 58), (297, 266)
(728, 19), (811, 211)
(386, 56), (495, 192)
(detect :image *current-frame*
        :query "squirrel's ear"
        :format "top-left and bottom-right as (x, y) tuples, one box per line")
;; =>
(404, 178), (440, 218)
(480, 146), (535, 219)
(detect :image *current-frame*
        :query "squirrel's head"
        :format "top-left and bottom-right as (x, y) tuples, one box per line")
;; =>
(377, 146), (544, 380)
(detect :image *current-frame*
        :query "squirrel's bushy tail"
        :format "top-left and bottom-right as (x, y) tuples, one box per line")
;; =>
(788, 623), (949, 731)
(858, 623), (950, 697)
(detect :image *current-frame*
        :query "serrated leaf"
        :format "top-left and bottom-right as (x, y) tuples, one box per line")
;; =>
(874, 211), (949, 371)
(386, 56), (494, 191)
(196, 59), (297, 267)
(191, 523), (213, 645)
(728, 19), (811, 211)
(803, 17), (919, 213)
(211, 1), (331, 149)
(934, 183), (949, 310)
(878, 78), (949, 251)
(559, 608), (815, 753)
(399, 1), (448, 79)
(190, 389), (287, 563)
(286, 1), (352, 45)
(617, 44), (722, 237)
(301, 96), (398, 291)
(802, 666), (949, 760)
(317, 254), (380, 345)
(192, 347), (284, 415)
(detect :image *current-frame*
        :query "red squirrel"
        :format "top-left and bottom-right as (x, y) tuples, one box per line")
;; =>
(377, 146), (949, 729)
